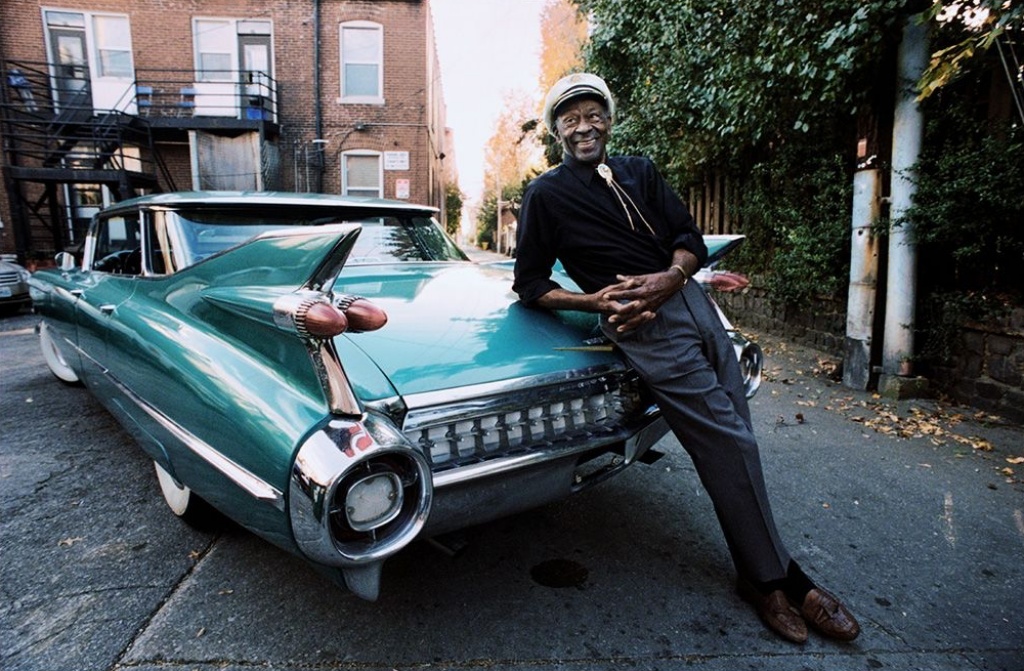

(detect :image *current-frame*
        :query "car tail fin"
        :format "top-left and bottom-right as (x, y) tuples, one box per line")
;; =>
(703, 234), (746, 267)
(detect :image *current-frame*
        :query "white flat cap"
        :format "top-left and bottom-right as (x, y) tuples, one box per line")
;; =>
(543, 72), (615, 135)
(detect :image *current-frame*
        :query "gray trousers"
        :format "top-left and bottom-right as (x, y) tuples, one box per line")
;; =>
(601, 280), (791, 583)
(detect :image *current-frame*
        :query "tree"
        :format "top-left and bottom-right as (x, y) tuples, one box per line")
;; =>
(444, 183), (464, 238)
(917, 0), (1024, 123)
(538, 0), (589, 112)
(476, 92), (543, 245)
(575, 0), (905, 181)
(537, 0), (590, 164)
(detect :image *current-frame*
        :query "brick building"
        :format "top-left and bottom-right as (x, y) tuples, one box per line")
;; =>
(0, 0), (452, 262)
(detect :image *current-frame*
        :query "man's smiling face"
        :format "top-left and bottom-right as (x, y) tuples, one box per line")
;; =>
(555, 97), (610, 165)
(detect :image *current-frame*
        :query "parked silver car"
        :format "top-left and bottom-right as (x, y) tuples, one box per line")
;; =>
(0, 259), (31, 313)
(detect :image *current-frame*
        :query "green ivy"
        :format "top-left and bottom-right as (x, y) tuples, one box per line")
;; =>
(731, 141), (854, 304)
(576, 0), (904, 181)
(903, 98), (1024, 300)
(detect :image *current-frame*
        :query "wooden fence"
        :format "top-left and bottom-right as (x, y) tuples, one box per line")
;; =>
(687, 173), (743, 235)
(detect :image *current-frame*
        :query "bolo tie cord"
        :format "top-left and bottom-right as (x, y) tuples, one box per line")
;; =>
(597, 163), (657, 236)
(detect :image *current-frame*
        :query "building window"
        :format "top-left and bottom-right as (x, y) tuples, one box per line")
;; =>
(340, 21), (382, 102)
(342, 152), (382, 197)
(93, 15), (132, 77)
(194, 19), (234, 81)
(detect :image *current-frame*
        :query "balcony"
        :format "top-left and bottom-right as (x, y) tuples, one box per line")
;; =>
(133, 67), (280, 140)
(2, 60), (279, 142)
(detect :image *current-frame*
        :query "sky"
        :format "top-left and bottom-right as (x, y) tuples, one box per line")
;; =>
(430, 0), (546, 208)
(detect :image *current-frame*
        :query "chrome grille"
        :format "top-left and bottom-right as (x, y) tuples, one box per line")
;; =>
(401, 370), (646, 470)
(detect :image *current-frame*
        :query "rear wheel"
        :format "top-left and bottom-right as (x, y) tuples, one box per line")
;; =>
(39, 321), (80, 384)
(154, 461), (218, 528)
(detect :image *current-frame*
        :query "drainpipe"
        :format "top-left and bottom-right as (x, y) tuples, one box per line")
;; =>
(314, 0), (324, 192)
(880, 14), (928, 396)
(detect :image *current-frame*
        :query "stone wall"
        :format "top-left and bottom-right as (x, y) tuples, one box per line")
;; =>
(712, 275), (846, 358)
(713, 277), (1024, 423)
(927, 310), (1024, 423)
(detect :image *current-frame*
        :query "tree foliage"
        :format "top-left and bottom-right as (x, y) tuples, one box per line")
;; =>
(477, 92), (543, 244)
(575, 0), (905, 181)
(904, 100), (1024, 298)
(538, 0), (588, 101)
(444, 182), (464, 238)
(917, 0), (1024, 105)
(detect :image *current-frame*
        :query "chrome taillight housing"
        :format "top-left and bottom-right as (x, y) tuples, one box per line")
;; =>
(289, 414), (432, 575)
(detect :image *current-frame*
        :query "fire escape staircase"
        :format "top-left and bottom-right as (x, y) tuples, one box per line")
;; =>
(0, 60), (174, 257)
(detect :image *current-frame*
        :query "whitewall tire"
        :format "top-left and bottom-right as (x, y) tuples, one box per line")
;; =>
(39, 321), (80, 384)
(154, 461), (217, 528)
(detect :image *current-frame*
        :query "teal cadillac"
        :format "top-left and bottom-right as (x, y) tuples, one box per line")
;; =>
(29, 192), (762, 600)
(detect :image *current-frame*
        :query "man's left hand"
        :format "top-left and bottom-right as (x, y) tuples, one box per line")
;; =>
(602, 270), (682, 333)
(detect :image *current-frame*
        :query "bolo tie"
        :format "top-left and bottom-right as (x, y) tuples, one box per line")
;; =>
(596, 163), (657, 236)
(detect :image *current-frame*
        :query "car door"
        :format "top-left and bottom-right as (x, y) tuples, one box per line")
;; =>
(76, 211), (141, 394)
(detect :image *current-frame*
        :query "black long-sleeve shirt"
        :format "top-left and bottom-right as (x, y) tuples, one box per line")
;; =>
(512, 154), (708, 305)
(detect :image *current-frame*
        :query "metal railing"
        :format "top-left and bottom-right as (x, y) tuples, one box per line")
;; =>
(134, 67), (278, 122)
(2, 60), (278, 125)
(1, 60), (160, 179)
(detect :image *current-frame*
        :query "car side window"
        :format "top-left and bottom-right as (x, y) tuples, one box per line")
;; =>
(92, 214), (142, 275)
(145, 211), (179, 275)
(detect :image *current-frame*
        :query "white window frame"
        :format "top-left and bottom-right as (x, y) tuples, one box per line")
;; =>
(193, 18), (236, 82)
(341, 151), (383, 197)
(339, 21), (383, 104)
(41, 8), (136, 112)
(91, 14), (133, 78)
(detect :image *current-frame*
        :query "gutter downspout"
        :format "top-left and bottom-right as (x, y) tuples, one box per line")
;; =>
(880, 14), (928, 397)
(314, 0), (324, 193)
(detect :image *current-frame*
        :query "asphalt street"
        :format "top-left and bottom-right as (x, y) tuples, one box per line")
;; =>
(2, 295), (1023, 671)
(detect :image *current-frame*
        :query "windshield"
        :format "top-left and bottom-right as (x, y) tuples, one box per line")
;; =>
(161, 208), (468, 269)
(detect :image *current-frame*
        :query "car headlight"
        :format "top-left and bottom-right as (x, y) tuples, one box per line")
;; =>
(739, 341), (763, 398)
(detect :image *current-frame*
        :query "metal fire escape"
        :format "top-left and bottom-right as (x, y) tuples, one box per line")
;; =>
(0, 60), (174, 261)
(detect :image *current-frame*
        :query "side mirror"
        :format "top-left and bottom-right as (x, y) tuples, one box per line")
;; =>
(55, 252), (77, 272)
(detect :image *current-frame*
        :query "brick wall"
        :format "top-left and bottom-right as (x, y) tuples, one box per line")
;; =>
(928, 310), (1024, 423)
(1, 0), (448, 256)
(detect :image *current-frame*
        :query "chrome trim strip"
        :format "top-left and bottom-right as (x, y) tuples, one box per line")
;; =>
(313, 339), (363, 416)
(431, 412), (666, 489)
(72, 342), (285, 510)
(400, 363), (629, 413)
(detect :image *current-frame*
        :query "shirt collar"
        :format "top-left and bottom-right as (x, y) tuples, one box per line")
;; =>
(562, 153), (604, 186)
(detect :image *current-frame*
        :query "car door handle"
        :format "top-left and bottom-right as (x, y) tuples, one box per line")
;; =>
(100, 304), (115, 315)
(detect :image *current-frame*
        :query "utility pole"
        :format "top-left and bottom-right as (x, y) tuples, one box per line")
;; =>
(495, 174), (502, 254)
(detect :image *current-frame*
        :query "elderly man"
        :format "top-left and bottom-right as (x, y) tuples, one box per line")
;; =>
(513, 73), (860, 644)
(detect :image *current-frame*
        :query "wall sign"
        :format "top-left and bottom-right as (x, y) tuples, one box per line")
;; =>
(384, 151), (409, 170)
(395, 178), (410, 199)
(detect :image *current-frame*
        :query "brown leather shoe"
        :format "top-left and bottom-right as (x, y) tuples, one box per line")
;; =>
(738, 583), (808, 644)
(800, 588), (861, 641)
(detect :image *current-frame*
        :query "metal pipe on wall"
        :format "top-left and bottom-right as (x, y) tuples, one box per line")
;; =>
(843, 167), (882, 391)
(881, 15), (928, 387)
(314, 0), (324, 192)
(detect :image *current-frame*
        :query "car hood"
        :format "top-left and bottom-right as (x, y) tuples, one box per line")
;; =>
(333, 262), (620, 400)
